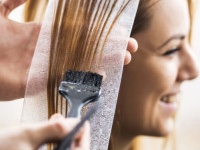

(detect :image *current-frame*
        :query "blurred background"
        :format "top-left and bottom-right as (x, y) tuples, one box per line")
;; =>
(176, 4), (200, 150)
(0, 2), (200, 150)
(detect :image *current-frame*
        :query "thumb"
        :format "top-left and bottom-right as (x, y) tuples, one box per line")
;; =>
(1, 0), (26, 16)
(28, 116), (79, 148)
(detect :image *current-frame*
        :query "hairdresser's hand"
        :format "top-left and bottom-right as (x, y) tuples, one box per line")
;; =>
(0, 114), (90, 150)
(124, 37), (138, 65)
(0, 0), (41, 100)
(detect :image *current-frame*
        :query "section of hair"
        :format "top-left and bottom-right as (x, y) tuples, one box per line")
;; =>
(47, 0), (131, 117)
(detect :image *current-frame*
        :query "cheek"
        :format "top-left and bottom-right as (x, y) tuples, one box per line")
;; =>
(118, 55), (178, 133)
(131, 56), (178, 98)
(147, 60), (177, 95)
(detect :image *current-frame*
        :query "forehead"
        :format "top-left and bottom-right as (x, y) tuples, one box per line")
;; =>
(152, 0), (189, 26)
(144, 0), (190, 47)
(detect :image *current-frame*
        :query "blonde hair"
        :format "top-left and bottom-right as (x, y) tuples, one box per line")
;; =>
(47, 0), (132, 118)
(24, 0), (48, 22)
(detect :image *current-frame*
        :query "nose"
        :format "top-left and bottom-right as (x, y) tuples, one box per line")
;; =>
(177, 45), (200, 82)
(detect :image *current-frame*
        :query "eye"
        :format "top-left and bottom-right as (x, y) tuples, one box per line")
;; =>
(162, 46), (181, 56)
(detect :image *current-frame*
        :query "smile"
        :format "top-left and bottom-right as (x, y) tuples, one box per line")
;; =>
(159, 94), (179, 116)
(160, 95), (179, 104)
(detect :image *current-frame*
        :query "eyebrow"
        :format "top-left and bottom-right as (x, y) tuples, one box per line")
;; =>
(157, 34), (185, 50)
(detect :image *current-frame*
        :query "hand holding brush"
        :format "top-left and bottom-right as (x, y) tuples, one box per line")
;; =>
(54, 101), (98, 150)
(55, 70), (103, 149)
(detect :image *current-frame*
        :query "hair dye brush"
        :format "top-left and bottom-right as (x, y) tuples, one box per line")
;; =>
(58, 70), (103, 118)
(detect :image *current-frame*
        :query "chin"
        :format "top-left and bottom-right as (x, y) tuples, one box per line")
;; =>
(152, 117), (175, 137)
(140, 117), (175, 137)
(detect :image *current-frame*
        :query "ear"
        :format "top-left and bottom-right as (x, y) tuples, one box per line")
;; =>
(1, 0), (27, 16)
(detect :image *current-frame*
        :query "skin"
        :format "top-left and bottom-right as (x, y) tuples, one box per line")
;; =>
(0, 0), (40, 100)
(113, 0), (199, 149)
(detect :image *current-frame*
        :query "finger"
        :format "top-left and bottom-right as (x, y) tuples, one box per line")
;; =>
(98, 38), (138, 67)
(71, 122), (90, 150)
(124, 50), (132, 65)
(1, 0), (26, 16)
(77, 122), (90, 150)
(127, 37), (138, 53)
(26, 117), (79, 148)
(49, 113), (63, 121)
(124, 38), (138, 65)
(67, 123), (90, 150)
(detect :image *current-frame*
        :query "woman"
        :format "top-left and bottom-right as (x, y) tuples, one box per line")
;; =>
(2, 0), (199, 149)
(110, 0), (199, 149)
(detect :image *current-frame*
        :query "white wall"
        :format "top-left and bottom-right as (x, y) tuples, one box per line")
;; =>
(176, 5), (200, 150)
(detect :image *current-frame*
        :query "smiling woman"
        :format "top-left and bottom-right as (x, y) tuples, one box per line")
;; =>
(1, 0), (199, 149)
(21, 0), (200, 149)
(109, 0), (199, 149)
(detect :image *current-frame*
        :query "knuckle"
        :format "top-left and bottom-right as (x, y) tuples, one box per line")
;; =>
(51, 120), (66, 138)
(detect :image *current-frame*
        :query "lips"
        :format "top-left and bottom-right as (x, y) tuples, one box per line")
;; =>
(159, 94), (180, 115)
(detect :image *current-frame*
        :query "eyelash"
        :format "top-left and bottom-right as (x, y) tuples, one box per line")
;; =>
(162, 47), (181, 56)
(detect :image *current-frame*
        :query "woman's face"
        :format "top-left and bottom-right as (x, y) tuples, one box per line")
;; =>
(118, 0), (199, 137)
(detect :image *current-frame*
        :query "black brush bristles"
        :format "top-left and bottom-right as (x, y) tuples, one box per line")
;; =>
(63, 70), (85, 84)
(59, 70), (102, 118)
(63, 70), (103, 88)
